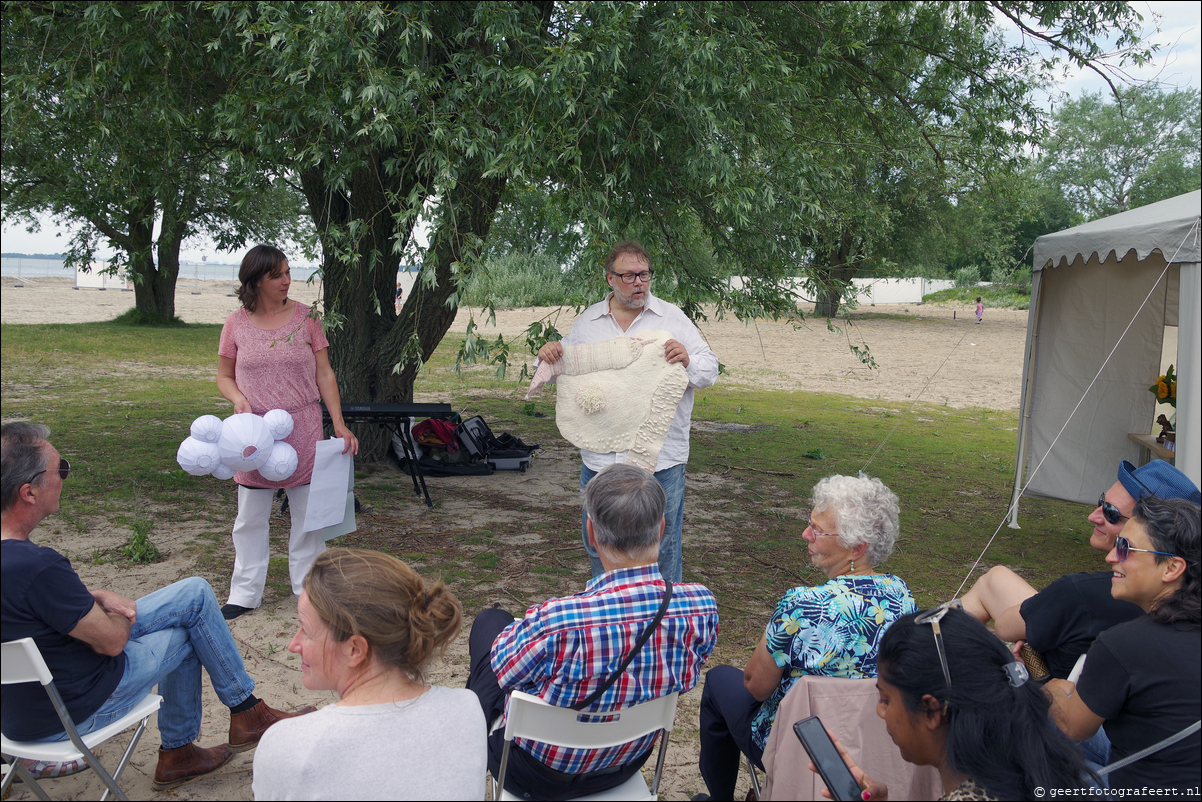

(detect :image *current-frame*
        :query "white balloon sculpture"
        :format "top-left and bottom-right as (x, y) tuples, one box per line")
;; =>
(177, 410), (296, 481)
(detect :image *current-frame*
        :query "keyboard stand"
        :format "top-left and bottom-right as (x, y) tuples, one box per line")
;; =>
(322, 402), (455, 508)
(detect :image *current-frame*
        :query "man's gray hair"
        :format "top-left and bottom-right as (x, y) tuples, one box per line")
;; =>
(1, 422), (52, 513)
(811, 473), (900, 566)
(584, 463), (666, 558)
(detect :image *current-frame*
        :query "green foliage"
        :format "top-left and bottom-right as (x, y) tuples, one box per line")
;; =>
(1, 4), (310, 322)
(460, 252), (574, 308)
(3, 2), (1157, 460)
(123, 520), (163, 565)
(954, 266), (982, 288)
(923, 284), (1031, 310)
(1040, 85), (1201, 219)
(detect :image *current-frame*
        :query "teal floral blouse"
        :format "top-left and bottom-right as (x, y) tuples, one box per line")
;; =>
(750, 574), (917, 750)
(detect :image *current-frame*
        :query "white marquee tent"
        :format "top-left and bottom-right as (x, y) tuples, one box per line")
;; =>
(1010, 190), (1201, 523)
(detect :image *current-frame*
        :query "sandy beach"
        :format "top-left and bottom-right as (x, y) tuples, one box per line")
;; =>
(2, 275), (1028, 410)
(1, 277), (1028, 801)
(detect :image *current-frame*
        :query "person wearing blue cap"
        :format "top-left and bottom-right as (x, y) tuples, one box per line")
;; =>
(960, 459), (1199, 775)
(962, 458), (1200, 680)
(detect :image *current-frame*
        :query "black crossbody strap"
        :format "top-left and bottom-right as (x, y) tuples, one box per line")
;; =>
(571, 581), (674, 711)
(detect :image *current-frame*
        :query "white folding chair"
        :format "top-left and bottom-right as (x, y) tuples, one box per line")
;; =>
(492, 690), (680, 801)
(1, 638), (162, 802)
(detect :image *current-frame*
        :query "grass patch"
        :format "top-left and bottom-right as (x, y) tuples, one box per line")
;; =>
(1, 318), (1101, 657)
(923, 283), (1031, 310)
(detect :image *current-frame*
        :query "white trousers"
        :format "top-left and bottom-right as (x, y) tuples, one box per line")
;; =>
(227, 484), (325, 608)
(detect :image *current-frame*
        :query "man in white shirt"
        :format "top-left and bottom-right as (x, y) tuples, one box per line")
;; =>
(537, 241), (719, 582)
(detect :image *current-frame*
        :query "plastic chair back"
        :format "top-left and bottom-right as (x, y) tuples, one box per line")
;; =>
(1, 637), (55, 686)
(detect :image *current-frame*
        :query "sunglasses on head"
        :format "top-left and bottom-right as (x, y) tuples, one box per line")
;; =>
(915, 599), (963, 688)
(1114, 535), (1178, 562)
(29, 457), (70, 483)
(1098, 491), (1128, 525)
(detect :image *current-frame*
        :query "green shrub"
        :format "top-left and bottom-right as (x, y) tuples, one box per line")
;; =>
(461, 252), (572, 307)
(123, 519), (162, 564)
(953, 265), (982, 287)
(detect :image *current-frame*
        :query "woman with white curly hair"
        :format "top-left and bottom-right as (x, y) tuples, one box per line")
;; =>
(696, 474), (918, 800)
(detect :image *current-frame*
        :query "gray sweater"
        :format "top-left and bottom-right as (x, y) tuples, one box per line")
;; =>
(252, 685), (487, 800)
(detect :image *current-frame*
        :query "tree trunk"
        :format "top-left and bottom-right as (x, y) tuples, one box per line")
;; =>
(124, 201), (177, 324)
(812, 233), (857, 318)
(304, 164), (507, 460)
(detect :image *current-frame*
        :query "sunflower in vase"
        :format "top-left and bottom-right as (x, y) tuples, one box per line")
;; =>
(1149, 365), (1177, 443)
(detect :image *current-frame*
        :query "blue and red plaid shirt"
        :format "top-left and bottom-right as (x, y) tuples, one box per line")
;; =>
(490, 564), (719, 774)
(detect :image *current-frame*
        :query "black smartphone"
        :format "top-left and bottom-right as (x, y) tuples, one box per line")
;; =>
(793, 715), (863, 802)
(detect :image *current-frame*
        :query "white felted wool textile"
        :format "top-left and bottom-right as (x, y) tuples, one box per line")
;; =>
(263, 408), (295, 441)
(550, 331), (688, 471)
(257, 440), (298, 482)
(189, 414), (224, 444)
(218, 413), (275, 471)
(177, 437), (222, 476)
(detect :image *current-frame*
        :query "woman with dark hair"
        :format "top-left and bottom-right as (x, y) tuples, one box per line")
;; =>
(818, 605), (1091, 801)
(216, 245), (358, 620)
(252, 549), (485, 800)
(1047, 496), (1201, 794)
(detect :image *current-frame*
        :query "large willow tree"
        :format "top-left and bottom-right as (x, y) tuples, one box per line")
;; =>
(5, 2), (1152, 455)
(1, 3), (304, 322)
(208, 1), (1149, 457)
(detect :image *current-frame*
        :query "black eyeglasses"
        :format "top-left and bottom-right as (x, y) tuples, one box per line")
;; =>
(29, 457), (70, 484)
(1114, 535), (1178, 562)
(915, 599), (962, 688)
(1098, 491), (1128, 525)
(609, 269), (653, 284)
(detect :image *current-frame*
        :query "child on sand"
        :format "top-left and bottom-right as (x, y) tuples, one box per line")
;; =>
(975, 296), (983, 324)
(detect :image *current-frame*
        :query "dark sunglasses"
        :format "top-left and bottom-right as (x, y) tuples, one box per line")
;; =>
(29, 457), (70, 484)
(1098, 491), (1128, 525)
(1114, 535), (1178, 562)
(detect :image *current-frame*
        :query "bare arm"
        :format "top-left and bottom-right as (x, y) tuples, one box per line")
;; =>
(217, 355), (252, 414)
(68, 601), (131, 657)
(743, 635), (786, 702)
(315, 349), (359, 456)
(1046, 678), (1106, 742)
(91, 589), (137, 625)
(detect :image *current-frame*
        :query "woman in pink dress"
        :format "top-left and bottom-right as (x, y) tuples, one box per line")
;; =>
(216, 245), (359, 620)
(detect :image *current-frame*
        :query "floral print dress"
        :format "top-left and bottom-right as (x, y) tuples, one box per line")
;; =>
(749, 574), (917, 750)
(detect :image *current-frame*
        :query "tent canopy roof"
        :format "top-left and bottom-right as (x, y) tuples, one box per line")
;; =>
(1034, 190), (1201, 271)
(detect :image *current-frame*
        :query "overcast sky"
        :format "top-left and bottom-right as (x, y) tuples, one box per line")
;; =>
(3, 0), (1199, 262)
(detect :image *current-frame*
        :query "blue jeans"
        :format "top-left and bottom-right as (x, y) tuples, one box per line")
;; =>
(1081, 726), (1112, 789)
(40, 577), (255, 750)
(579, 463), (685, 583)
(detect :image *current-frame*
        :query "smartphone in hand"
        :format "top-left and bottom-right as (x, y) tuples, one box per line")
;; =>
(793, 716), (863, 802)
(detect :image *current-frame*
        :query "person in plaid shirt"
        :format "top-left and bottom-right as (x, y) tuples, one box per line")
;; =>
(467, 463), (719, 799)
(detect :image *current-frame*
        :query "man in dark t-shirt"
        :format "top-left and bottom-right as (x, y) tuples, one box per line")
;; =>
(960, 458), (1199, 678)
(1, 423), (314, 790)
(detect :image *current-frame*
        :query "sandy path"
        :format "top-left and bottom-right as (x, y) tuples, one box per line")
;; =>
(2, 276), (1027, 410)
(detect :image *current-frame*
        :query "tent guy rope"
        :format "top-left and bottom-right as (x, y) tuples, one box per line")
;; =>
(951, 221), (1198, 600)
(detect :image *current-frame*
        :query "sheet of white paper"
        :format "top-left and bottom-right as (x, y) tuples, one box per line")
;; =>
(318, 467), (357, 542)
(303, 438), (352, 532)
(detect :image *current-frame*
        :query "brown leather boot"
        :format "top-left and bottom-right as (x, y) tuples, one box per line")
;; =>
(152, 742), (234, 791)
(228, 700), (317, 752)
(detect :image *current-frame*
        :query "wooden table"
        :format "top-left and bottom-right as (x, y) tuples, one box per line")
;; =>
(1127, 432), (1176, 466)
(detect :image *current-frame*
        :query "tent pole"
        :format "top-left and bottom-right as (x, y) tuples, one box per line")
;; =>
(1010, 268), (1046, 529)
(1176, 262), (1201, 490)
